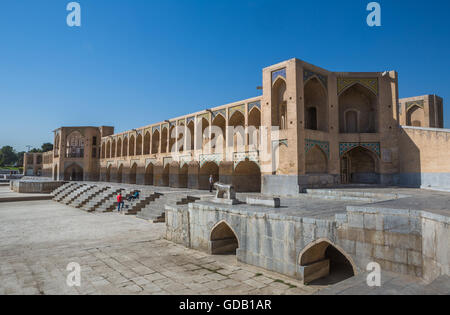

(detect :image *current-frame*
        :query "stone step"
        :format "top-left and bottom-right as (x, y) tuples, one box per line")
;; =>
(54, 184), (84, 202)
(72, 186), (109, 208)
(52, 183), (76, 198)
(61, 185), (94, 205)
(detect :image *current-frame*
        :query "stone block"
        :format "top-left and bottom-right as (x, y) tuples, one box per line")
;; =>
(246, 197), (280, 208)
(299, 259), (330, 284)
(348, 213), (364, 229)
(407, 250), (423, 267)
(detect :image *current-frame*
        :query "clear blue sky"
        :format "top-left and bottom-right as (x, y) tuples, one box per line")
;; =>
(1, 0), (449, 151)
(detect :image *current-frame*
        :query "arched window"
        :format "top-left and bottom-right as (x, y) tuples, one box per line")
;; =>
(66, 131), (85, 158)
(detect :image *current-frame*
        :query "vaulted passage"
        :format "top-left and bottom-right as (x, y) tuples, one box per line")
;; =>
(64, 164), (84, 181)
(304, 77), (327, 131)
(129, 163), (137, 184)
(199, 162), (219, 190)
(145, 163), (154, 185)
(106, 165), (111, 182)
(341, 146), (379, 184)
(233, 160), (261, 192)
(406, 105), (425, 127)
(117, 165), (123, 183)
(339, 84), (377, 133)
(210, 222), (239, 255)
(299, 240), (355, 285)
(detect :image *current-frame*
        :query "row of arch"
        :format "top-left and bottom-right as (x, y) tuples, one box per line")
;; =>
(272, 76), (378, 134)
(103, 160), (262, 192)
(101, 107), (261, 159)
(210, 220), (356, 284)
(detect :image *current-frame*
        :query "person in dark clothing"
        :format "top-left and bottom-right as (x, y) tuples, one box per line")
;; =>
(209, 175), (214, 193)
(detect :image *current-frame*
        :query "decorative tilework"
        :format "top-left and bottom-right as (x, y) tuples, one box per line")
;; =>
(187, 116), (195, 124)
(152, 126), (160, 134)
(272, 68), (286, 83)
(163, 157), (173, 168)
(229, 104), (245, 118)
(212, 109), (226, 120)
(337, 78), (378, 96)
(199, 153), (223, 167)
(178, 155), (192, 168)
(177, 119), (185, 126)
(197, 113), (210, 122)
(162, 123), (169, 130)
(303, 69), (328, 88)
(272, 139), (288, 150)
(145, 158), (157, 168)
(305, 139), (330, 157)
(406, 100), (424, 111)
(233, 151), (259, 168)
(339, 142), (381, 157)
(248, 101), (261, 113)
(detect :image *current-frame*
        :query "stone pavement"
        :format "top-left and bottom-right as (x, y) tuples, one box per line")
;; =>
(0, 200), (318, 295)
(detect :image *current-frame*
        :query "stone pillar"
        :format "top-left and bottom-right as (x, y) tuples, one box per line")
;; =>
(219, 161), (233, 185)
(136, 164), (146, 185)
(169, 161), (181, 188)
(187, 161), (200, 189)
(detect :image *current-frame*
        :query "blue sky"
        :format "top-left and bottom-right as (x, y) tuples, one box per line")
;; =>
(1, 0), (449, 151)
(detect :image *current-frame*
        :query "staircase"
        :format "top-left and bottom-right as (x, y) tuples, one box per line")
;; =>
(61, 184), (94, 205)
(80, 187), (123, 212)
(137, 193), (198, 222)
(71, 185), (109, 208)
(53, 183), (83, 202)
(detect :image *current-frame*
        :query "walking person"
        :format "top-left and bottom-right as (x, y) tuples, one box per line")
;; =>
(117, 192), (124, 212)
(209, 174), (214, 193)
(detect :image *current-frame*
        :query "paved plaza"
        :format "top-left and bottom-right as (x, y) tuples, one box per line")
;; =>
(0, 198), (318, 295)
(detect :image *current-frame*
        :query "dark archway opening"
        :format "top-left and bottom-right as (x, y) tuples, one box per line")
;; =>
(210, 222), (239, 255)
(145, 164), (154, 185)
(300, 241), (355, 285)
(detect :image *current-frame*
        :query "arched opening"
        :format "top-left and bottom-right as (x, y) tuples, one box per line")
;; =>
(122, 137), (128, 157)
(111, 140), (116, 158)
(248, 107), (261, 150)
(117, 138), (122, 158)
(305, 146), (328, 174)
(101, 142), (106, 159)
(161, 128), (168, 153)
(187, 121), (195, 151)
(136, 134), (142, 155)
(145, 163), (154, 185)
(162, 164), (170, 186)
(177, 126), (184, 153)
(106, 141), (111, 159)
(306, 107), (318, 130)
(179, 164), (188, 188)
(106, 165), (111, 182)
(233, 160), (261, 192)
(64, 163), (84, 181)
(341, 146), (379, 184)
(212, 114), (226, 154)
(339, 83), (377, 133)
(117, 164), (123, 183)
(199, 118), (210, 150)
(304, 77), (327, 131)
(152, 130), (160, 154)
(210, 221), (239, 255)
(169, 126), (176, 153)
(129, 163), (137, 184)
(144, 132), (151, 155)
(299, 239), (356, 285)
(345, 110), (358, 133)
(129, 135), (135, 156)
(66, 131), (85, 158)
(199, 162), (219, 190)
(229, 111), (245, 152)
(406, 105), (425, 127)
(54, 134), (60, 157)
(53, 165), (58, 181)
(272, 78), (287, 130)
